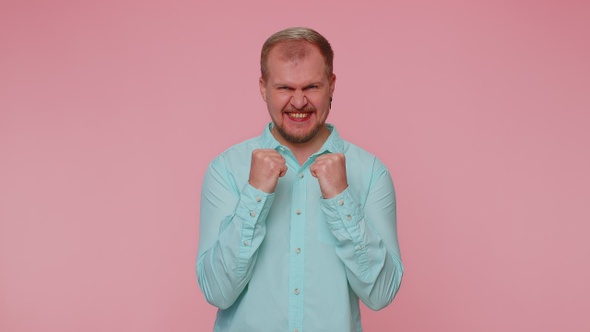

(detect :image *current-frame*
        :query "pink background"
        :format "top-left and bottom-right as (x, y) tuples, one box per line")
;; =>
(1, 0), (589, 331)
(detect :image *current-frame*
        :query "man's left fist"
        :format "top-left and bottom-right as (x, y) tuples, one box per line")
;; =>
(309, 153), (348, 199)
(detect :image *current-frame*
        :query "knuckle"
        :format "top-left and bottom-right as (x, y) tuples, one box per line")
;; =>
(253, 149), (266, 159)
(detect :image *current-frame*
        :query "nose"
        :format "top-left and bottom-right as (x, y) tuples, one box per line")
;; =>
(290, 90), (308, 109)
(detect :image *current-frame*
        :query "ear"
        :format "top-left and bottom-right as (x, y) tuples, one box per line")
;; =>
(329, 73), (336, 95)
(259, 77), (267, 102)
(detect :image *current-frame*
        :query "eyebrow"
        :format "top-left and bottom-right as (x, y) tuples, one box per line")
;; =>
(272, 81), (324, 88)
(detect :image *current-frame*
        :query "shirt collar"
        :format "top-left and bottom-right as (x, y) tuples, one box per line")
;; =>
(260, 122), (345, 154)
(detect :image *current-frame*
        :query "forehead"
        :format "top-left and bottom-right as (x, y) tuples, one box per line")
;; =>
(266, 42), (327, 81)
(271, 40), (314, 63)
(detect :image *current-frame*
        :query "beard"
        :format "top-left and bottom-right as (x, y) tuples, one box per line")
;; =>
(274, 106), (325, 144)
(275, 120), (324, 144)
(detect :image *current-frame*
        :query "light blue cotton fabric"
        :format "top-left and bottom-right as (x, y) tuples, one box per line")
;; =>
(197, 123), (403, 332)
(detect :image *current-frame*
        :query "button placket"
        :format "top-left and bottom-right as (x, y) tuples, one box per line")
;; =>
(289, 165), (306, 330)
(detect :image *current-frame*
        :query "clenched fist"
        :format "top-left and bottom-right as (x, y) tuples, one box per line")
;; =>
(249, 149), (288, 193)
(310, 153), (348, 199)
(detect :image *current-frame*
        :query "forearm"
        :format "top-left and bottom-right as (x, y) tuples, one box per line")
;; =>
(197, 179), (274, 309)
(321, 160), (404, 310)
(197, 220), (265, 309)
(332, 218), (403, 310)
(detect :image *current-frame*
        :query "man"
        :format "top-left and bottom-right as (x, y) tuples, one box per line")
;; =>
(197, 27), (403, 332)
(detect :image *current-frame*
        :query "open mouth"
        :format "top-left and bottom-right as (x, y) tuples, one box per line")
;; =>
(286, 112), (312, 120)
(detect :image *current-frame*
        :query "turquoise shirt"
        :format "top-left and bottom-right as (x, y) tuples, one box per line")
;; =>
(197, 124), (403, 332)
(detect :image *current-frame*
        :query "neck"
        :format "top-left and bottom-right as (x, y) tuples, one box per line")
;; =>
(272, 125), (330, 165)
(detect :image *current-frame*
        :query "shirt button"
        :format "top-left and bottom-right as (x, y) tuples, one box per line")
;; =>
(346, 215), (352, 221)
(338, 199), (344, 206)
(294, 288), (300, 295)
(356, 245), (363, 250)
(256, 196), (262, 202)
(279, 147), (285, 152)
(294, 329), (300, 332)
(295, 248), (301, 254)
(250, 211), (256, 217)
(296, 209), (302, 215)
(244, 241), (249, 246)
(298, 173), (304, 179)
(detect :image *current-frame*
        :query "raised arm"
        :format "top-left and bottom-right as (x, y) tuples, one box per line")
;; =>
(313, 155), (404, 310)
(196, 150), (286, 309)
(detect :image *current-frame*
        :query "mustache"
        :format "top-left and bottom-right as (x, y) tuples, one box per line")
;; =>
(282, 106), (316, 113)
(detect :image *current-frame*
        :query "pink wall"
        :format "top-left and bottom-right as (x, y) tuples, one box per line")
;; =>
(1, 1), (589, 331)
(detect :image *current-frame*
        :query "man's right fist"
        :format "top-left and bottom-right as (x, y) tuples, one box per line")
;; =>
(248, 149), (288, 193)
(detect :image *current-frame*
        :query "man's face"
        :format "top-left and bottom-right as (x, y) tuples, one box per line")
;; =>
(260, 44), (336, 145)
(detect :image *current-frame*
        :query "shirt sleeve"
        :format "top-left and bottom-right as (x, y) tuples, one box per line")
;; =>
(320, 159), (404, 310)
(196, 156), (274, 310)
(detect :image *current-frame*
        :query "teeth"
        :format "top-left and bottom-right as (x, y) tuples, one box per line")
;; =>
(289, 113), (310, 118)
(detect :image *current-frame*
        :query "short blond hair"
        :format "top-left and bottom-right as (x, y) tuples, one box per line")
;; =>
(260, 27), (334, 81)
